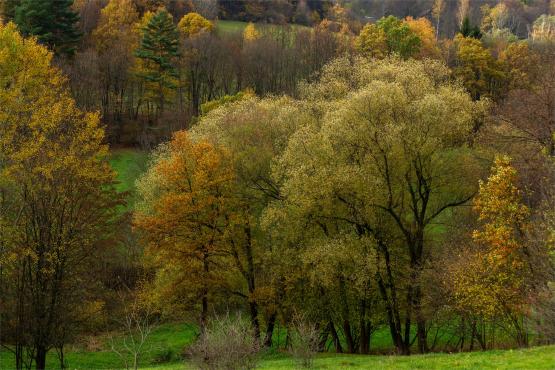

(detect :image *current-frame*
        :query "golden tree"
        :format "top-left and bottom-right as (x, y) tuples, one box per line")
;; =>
(177, 12), (214, 38)
(134, 131), (237, 332)
(450, 156), (533, 347)
(0, 23), (121, 369)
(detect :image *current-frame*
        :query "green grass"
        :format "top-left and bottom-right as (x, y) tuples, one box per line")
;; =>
(215, 20), (308, 36)
(215, 20), (249, 34)
(142, 345), (555, 370)
(109, 148), (149, 208)
(0, 323), (197, 370)
(2, 321), (553, 369)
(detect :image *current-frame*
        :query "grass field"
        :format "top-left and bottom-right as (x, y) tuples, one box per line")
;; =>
(215, 20), (308, 36)
(1, 321), (554, 369)
(215, 20), (249, 34)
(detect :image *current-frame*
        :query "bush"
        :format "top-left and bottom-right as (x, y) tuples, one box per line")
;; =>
(289, 315), (320, 368)
(187, 313), (261, 370)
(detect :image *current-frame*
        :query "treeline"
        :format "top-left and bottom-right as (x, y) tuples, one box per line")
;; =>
(1, 0), (554, 149)
(1, 0), (352, 146)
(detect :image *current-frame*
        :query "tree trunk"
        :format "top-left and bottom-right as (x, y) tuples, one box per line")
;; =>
(249, 300), (261, 340)
(329, 321), (343, 353)
(35, 345), (47, 370)
(343, 320), (356, 354)
(200, 251), (209, 335)
(359, 322), (370, 354)
(263, 312), (277, 347)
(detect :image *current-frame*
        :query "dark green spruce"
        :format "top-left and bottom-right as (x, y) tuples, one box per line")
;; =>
(14, 0), (81, 56)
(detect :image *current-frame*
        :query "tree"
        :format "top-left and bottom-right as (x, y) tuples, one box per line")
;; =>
(14, 0), (81, 56)
(530, 14), (555, 41)
(376, 16), (421, 59)
(497, 43), (555, 155)
(134, 131), (236, 333)
(92, 0), (140, 139)
(190, 96), (308, 345)
(457, 0), (470, 28)
(177, 12), (214, 38)
(449, 156), (535, 347)
(135, 8), (180, 116)
(0, 23), (120, 369)
(355, 23), (387, 59)
(459, 16), (482, 39)
(404, 16), (439, 58)
(454, 35), (506, 101)
(1, 0), (20, 21)
(267, 56), (485, 354)
(243, 22), (260, 41)
(432, 0), (444, 39)
(356, 16), (421, 60)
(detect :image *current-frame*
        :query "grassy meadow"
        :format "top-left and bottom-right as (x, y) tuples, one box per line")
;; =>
(1, 321), (553, 369)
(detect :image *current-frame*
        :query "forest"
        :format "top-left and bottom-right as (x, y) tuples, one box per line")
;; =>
(0, 0), (554, 369)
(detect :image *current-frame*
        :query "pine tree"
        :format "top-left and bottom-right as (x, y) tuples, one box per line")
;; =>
(135, 9), (179, 115)
(14, 0), (81, 56)
(459, 16), (482, 39)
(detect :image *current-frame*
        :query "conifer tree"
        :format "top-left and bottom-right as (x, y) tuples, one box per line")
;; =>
(135, 9), (179, 115)
(460, 16), (482, 39)
(14, 0), (81, 56)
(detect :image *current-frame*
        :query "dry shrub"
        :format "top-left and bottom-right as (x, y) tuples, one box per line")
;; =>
(289, 314), (319, 368)
(187, 313), (260, 370)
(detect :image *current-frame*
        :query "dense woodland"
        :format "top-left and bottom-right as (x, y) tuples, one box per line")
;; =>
(0, 0), (555, 369)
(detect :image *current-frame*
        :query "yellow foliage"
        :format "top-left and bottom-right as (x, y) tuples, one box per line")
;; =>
(454, 34), (506, 100)
(404, 16), (440, 58)
(178, 12), (214, 38)
(449, 156), (530, 319)
(93, 0), (139, 52)
(355, 23), (387, 59)
(134, 131), (237, 316)
(0, 22), (121, 347)
(243, 22), (260, 41)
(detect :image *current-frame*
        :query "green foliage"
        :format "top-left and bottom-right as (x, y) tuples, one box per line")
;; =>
(135, 9), (180, 112)
(460, 16), (482, 39)
(376, 15), (422, 59)
(14, 0), (81, 56)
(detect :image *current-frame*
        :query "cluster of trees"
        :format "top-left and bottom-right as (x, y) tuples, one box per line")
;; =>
(0, 1), (555, 369)
(2, 0), (553, 148)
(134, 53), (554, 357)
(1, 0), (352, 146)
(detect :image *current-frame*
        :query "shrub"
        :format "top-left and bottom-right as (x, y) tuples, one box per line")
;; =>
(289, 315), (320, 368)
(187, 313), (260, 370)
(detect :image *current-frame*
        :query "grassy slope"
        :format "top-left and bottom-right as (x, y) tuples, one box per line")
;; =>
(109, 148), (149, 208)
(215, 20), (248, 34)
(1, 322), (553, 369)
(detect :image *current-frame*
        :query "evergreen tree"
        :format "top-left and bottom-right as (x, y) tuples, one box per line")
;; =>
(14, 0), (81, 56)
(460, 16), (482, 39)
(135, 9), (180, 115)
